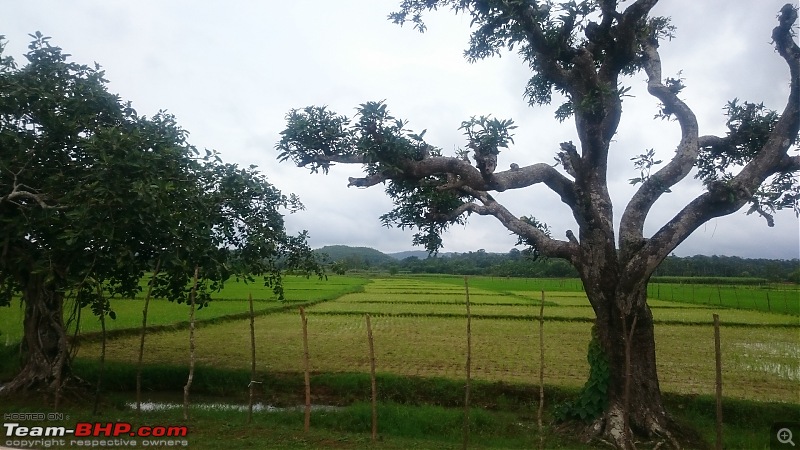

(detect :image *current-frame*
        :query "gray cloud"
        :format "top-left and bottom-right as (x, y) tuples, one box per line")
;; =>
(3, 0), (797, 258)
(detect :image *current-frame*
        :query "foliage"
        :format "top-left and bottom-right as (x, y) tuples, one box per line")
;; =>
(628, 149), (663, 186)
(0, 32), (321, 308)
(697, 99), (800, 223)
(315, 245), (396, 270)
(554, 326), (609, 422)
(279, 101), (471, 254)
(0, 33), (322, 391)
(277, 1), (800, 443)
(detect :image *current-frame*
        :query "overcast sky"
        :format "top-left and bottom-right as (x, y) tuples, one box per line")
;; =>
(3, 0), (799, 259)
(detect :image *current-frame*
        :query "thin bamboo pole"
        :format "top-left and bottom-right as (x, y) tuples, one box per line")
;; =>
(137, 259), (161, 415)
(538, 290), (545, 450)
(462, 276), (472, 450)
(713, 314), (723, 450)
(248, 293), (256, 424)
(183, 266), (199, 421)
(366, 314), (378, 441)
(300, 307), (311, 433)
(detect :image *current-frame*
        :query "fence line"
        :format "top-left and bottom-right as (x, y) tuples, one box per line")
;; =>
(108, 283), (793, 446)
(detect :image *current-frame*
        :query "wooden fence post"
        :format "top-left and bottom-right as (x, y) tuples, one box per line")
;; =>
(713, 314), (723, 450)
(538, 290), (545, 450)
(300, 307), (311, 433)
(463, 276), (472, 450)
(366, 314), (378, 441)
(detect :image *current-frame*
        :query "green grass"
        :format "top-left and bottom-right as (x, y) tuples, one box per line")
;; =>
(430, 275), (588, 293)
(0, 383), (592, 449)
(0, 275), (369, 344)
(648, 282), (800, 315)
(75, 310), (799, 403)
(3, 274), (798, 449)
(3, 363), (797, 449)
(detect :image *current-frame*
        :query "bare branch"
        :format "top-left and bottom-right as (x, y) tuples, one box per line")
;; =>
(347, 173), (387, 188)
(698, 135), (726, 148)
(432, 186), (579, 261)
(782, 154), (800, 171)
(1, 170), (62, 210)
(556, 142), (581, 178)
(357, 155), (579, 206)
(626, 4), (800, 276)
(619, 34), (700, 253)
(773, 4), (800, 73)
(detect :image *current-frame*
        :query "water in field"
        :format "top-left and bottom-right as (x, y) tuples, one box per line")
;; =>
(732, 341), (800, 381)
(127, 401), (342, 413)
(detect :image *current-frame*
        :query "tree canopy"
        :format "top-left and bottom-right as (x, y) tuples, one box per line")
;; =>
(0, 32), (320, 394)
(277, 2), (799, 447)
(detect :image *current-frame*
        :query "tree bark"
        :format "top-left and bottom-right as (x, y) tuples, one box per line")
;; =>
(588, 284), (680, 449)
(2, 273), (69, 397)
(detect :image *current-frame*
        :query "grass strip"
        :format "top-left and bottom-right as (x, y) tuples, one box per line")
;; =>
(302, 309), (800, 328)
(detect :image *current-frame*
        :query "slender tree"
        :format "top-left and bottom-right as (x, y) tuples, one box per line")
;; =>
(0, 33), (321, 397)
(277, 2), (799, 447)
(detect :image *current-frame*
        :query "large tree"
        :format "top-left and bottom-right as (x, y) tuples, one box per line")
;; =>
(0, 33), (319, 396)
(277, 1), (799, 447)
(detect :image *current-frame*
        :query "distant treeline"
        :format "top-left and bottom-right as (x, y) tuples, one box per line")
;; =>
(316, 246), (800, 282)
(649, 276), (769, 285)
(652, 255), (799, 282)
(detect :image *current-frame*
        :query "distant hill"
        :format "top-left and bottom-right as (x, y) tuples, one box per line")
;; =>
(386, 250), (431, 260)
(315, 246), (447, 261)
(314, 245), (395, 266)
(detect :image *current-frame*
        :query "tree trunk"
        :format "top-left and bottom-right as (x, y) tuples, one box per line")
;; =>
(587, 284), (689, 449)
(2, 274), (70, 397)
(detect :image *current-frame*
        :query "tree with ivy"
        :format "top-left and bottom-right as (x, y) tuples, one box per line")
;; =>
(0, 33), (320, 397)
(277, 2), (799, 447)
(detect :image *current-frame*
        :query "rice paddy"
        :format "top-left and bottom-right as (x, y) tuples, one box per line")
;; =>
(64, 275), (800, 404)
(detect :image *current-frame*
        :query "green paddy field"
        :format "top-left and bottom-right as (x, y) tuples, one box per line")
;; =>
(1, 274), (798, 449)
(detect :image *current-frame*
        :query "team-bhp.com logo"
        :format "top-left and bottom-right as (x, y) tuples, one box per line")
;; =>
(4, 421), (189, 447)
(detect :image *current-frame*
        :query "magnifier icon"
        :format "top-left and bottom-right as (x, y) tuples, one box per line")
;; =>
(778, 428), (795, 447)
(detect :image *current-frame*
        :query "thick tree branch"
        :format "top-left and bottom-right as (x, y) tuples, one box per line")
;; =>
(782, 154), (800, 171)
(624, 3), (800, 279)
(430, 186), (578, 261)
(346, 155), (578, 208)
(510, 3), (571, 89)
(599, 0), (658, 80)
(697, 135), (727, 149)
(619, 35), (700, 253)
